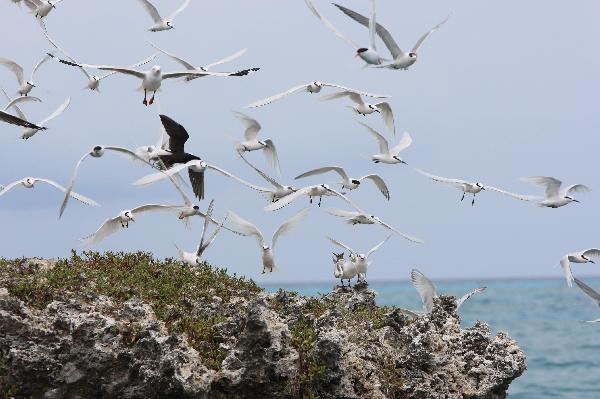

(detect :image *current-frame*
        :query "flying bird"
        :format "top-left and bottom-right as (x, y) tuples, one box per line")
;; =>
(136, 0), (192, 32)
(174, 200), (227, 267)
(519, 176), (590, 208)
(59, 145), (154, 218)
(560, 249), (600, 287)
(573, 278), (600, 323)
(0, 177), (97, 208)
(228, 207), (310, 273)
(149, 43), (256, 82)
(245, 81), (389, 108)
(328, 234), (392, 282)
(0, 91), (45, 130)
(304, 0), (386, 66)
(295, 166), (389, 200)
(44, 32), (157, 93)
(0, 53), (52, 96)
(359, 122), (411, 164)
(334, 3), (449, 70)
(18, 97), (70, 140)
(322, 91), (395, 135)
(232, 111), (280, 173)
(237, 155), (297, 202)
(326, 197), (423, 244)
(417, 169), (487, 205)
(400, 269), (486, 317)
(24, 0), (63, 18)
(264, 184), (352, 211)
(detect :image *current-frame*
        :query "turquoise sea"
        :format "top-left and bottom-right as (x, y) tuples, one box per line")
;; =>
(263, 278), (600, 399)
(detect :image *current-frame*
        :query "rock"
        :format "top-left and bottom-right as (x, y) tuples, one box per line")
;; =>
(0, 266), (525, 398)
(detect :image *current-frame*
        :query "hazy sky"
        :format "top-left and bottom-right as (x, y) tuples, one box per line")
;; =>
(0, 0), (598, 283)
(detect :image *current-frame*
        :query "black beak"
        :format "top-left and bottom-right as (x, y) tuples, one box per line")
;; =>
(573, 199), (580, 203)
(590, 260), (596, 264)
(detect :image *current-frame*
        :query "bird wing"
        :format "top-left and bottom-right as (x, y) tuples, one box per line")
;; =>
(366, 234), (392, 258)
(296, 166), (348, 182)
(30, 53), (52, 82)
(134, 161), (192, 186)
(262, 139), (281, 174)
(199, 213), (227, 255)
(4, 96), (42, 111)
(227, 210), (264, 247)
(456, 287), (486, 309)
(378, 219), (424, 244)
(95, 66), (147, 79)
(24, 0), (41, 12)
(375, 102), (395, 136)
(0, 58), (24, 85)
(411, 269), (437, 313)
(197, 199), (215, 253)
(574, 278), (600, 309)
(160, 114), (189, 153)
(415, 169), (468, 188)
(0, 86), (26, 119)
(583, 249), (600, 259)
(520, 176), (562, 199)
(0, 110), (44, 130)
(391, 131), (413, 155)
(43, 31), (92, 80)
(484, 185), (539, 202)
(232, 111), (261, 141)
(264, 186), (313, 212)
(333, 3), (403, 58)
(240, 154), (283, 189)
(561, 256), (574, 288)
(99, 53), (158, 80)
(38, 97), (70, 127)
(359, 175), (390, 200)
(105, 146), (153, 165)
(168, 0), (192, 21)
(132, 203), (182, 215)
(320, 83), (390, 98)
(188, 169), (205, 200)
(411, 16), (449, 53)
(320, 90), (364, 105)
(272, 207), (310, 250)
(34, 177), (98, 206)
(137, 0), (163, 23)
(148, 42), (195, 70)
(80, 216), (122, 247)
(326, 208), (361, 218)
(358, 121), (389, 154)
(59, 151), (90, 218)
(304, 0), (358, 49)
(328, 236), (356, 255)
(245, 83), (310, 108)
(368, 0), (377, 51)
(0, 180), (24, 196)
(565, 184), (591, 194)
(204, 48), (247, 70)
(162, 69), (251, 79)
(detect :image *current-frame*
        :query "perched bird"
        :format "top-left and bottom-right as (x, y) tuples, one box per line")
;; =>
(560, 249), (600, 287)
(59, 144), (154, 218)
(238, 155), (297, 202)
(174, 200), (227, 266)
(44, 32), (157, 93)
(400, 269), (486, 317)
(322, 91), (395, 135)
(326, 197), (423, 243)
(304, 0), (386, 66)
(72, 64), (257, 106)
(24, 0), (63, 19)
(0, 91), (45, 130)
(232, 111), (280, 173)
(245, 81), (389, 108)
(149, 43), (256, 82)
(264, 184), (351, 211)
(228, 207), (310, 273)
(0, 177), (97, 208)
(136, 0), (192, 32)
(519, 176), (590, 208)
(0, 53), (52, 96)
(334, 3), (448, 70)
(573, 278), (600, 323)
(18, 97), (70, 140)
(359, 122), (411, 164)
(295, 166), (389, 200)
(328, 234), (392, 282)
(332, 252), (358, 287)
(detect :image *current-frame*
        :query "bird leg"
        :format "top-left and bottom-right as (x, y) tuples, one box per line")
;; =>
(461, 192), (465, 201)
(318, 196), (322, 207)
(143, 89), (148, 106)
(472, 194), (476, 206)
(309, 196), (313, 204)
(149, 91), (156, 105)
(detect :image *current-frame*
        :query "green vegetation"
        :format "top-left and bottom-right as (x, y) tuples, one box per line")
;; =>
(0, 251), (261, 370)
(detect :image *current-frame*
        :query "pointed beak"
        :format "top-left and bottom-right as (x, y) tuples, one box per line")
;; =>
(590, 260), (596, 264)
(573, 199), (580, 203)
(375, 109), (381, 113)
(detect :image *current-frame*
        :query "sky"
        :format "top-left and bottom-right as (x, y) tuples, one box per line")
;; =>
(0, 0), (598, 283)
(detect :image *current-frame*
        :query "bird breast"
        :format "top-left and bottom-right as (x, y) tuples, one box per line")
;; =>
(356, 104), (376, 115)
(358, 49), (383, 65)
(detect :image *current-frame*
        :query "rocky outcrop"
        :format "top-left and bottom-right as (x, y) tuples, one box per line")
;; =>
(0, 257), (525, 398)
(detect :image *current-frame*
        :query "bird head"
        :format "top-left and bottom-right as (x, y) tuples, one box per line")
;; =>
(368, 104), (380, 113)
(24, 178), (35, 186)
(92, 76), (99, 81)
(48, 1), (56, 8)
(193, 205), (200, 211)
(351, 179), (361, 185)
(26, 81), (35, 88)
(332, 252), (344, 263)
(321, 183), (330, 190)
(262, 244), (270, 251)
(476, 182), (485, 190)
(151, 65), (161, 74)
(356, 48), (369, 57)
(124, 211), (135, 222)
(166, 21), (174, 29)
(199, 160), (208, 169)
(393, 156), (407, 164)
(358, 254), (366, 261)
(91, 145), (104, 157)
(409, 52), (417, 58)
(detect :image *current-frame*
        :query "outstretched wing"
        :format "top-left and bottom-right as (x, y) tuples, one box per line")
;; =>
(561, 256), (574, 288)
(137, 0), (163, 23)
(565, 184), (590, 195)
(574, 278), (600, 309)
(39, 97), (70, 127)
(272, 207), (310, 250)
(168, 0), (192, 21)
(521, 176), (562, 198)
(411, 269), (437, 313)
(328, 236), (356, 255)
(160, 114), (189, 153)
(358, 121), (389, 154)
(245, 83), (309, 108)
(81, 216), (122, 247)
(227, 210), (264, 247)
(0, 58), (24, 85)
(375, 102), (395, 136)
(366, 234), (392, 258)
(296, 166), (348, 182)
(411, 16), (449, 53)
(456, 287), (486, 309)
(204, 48), (247, 70)
(233, 111), (261, 141)
(263, 139), (281, 174)
(0, 109), (45, 130)
(360, 174), (390, 200)
(149, 42), (195, 70)
(305, 0), (358, 49)
(35, 178), (98, 206)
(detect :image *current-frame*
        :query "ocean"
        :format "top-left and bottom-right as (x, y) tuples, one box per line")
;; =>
(263, 278), (600, 399)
